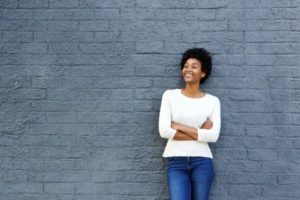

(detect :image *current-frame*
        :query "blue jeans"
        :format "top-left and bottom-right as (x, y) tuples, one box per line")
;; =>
(167, 156), (214, 200)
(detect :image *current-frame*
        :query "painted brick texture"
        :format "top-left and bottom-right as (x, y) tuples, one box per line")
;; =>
(0, 0), (300, 199)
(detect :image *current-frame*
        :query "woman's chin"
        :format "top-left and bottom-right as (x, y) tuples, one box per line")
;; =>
(183, 78), (196, 83)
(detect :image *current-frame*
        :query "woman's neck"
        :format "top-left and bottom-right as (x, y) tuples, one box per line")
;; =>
(182, 84), (204, 97)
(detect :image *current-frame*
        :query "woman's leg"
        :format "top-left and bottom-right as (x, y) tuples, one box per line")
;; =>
(190, 157), (214, 200)
(167, 157), (191, 200)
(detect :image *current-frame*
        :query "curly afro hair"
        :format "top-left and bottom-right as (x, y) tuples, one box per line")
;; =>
(180, 48), (212, 84)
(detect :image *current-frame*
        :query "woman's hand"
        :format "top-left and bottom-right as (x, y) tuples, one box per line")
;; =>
(171, 121), (180, 130)
(201, 118), (213, 129)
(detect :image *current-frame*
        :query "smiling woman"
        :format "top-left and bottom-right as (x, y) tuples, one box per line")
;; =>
(158, 48), (221, 200)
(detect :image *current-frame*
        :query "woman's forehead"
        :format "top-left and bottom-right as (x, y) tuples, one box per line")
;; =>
(185, 58), (201, 65)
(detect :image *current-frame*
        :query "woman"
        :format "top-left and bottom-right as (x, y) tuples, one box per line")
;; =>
(158, 48), (221, 200)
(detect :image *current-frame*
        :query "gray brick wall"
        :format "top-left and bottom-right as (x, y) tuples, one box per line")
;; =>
(0, 0), (299, 199)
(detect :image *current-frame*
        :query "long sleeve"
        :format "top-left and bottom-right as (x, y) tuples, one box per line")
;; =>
(197, 98), (221, 143)
(158, 90), (177, 140)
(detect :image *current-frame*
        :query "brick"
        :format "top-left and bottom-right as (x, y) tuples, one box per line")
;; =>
(79, 0), (136, 8)
(62, 65), (135, 77)
(225, 172), (277, 184)
(246, 125), (300, 138)
(213, 55), (245, 66)
(228, 185), (261, 198)
(34, 31), (94, 42)
(278, 174), (300, 184)
(135, 88), (165, 100)
(44, 183), (75, 194)
(95, 31), (121, 42)
(294, 139), (300, 148)
(48, 21), (79, 31)
(0, 0), (18, 8)
(214, 148), (248, 160)
(0, 76), (31, 88)
(277, 150), (300, 163)
(216, 136), (261, 149)
(94, 9), (119, 19)
(226, 112), (293, 125)
(248, 149), (277, 161)
(216, 9), (244, 19)
(245, 8), (299, 20)
(2, 9), (34, 19)
(2, 31), (33, 42)
(135, 65), (165, 76)
(120, 30), (181, 42)
(246, 55), (298, 66)
(229, 89), (267, 100)
(121, 8), (215, 21)
(262, 185), (300, 198)
(0, 88), (46, 100)
(50, 0), (79, 8)
(0, 182), (43, 193)
(245, 43), (294, 54)
(19, 0), (49, 8)
(137, 0), (227, 9)
(221, 124), (246, 136)
(79, 43), (135, 54)
(245, 31), (300, 42)
(54, 54), (133, 65)
(34, 9), (94, 20)
(244, 0), (293, 8)
(132, 54), (178, 66)
(168, 20), (228, 32)
(229, 20), (292, 31)
(45, 111), (138, 124)
(78, 20), (119, 31)
(0, 43), (47, 54)
(47, 89), (134, 100)
(227, 0), (293, 8)
(0, 20), (47, 31)
(134, 100), (153, 111)
(136, 0), (196, 8)
(0, 170), (32, 182)
(136, 41), (163, 53)
(0, 101), (31, 112)
(120, 20), (168, 32)
(62, 77), (151, 89)
(182, 31), (244, 43)
(48, 43), (78, 54)
(33, 171), (91, 183)
(292, 20), (300, 30)
(31, 100), (134, 112)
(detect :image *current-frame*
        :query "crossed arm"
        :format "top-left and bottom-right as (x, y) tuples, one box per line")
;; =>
(158, 91), (221, 143)
(171, 119), (213, 141)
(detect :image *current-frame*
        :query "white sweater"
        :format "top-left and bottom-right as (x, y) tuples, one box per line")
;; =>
(158, 88), (221, 158)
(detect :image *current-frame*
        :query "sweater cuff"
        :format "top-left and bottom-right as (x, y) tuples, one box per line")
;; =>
(169, 128), (177, 139)
(197, 128), (208, 142)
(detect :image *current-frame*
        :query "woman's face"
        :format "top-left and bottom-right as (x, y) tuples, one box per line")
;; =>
(182, 58), (206, 84)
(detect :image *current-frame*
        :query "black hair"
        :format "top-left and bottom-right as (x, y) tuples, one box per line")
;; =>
(180, 48), (212, 84)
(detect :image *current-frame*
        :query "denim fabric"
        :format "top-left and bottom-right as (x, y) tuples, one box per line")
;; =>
(167, 156), (214, 200)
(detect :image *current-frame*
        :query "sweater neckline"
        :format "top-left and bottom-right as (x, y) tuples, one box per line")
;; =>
(178, 89), (207, 101)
